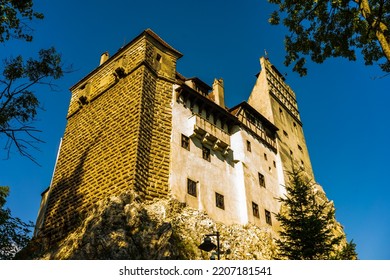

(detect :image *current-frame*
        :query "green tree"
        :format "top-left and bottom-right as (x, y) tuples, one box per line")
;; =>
(0, 0), (63, 162)
(275, 169), (343, 259)
(0, 186), (33, 259)
(335, 239), (358, 259)
(0, 0), (44, 42)
(268, 0), (390, 76)
(1, 47), (63, 163)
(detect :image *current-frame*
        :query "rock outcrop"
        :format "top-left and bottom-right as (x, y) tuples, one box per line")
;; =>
(26, 190), (277, 260)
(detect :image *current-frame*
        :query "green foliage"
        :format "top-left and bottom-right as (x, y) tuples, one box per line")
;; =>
(0, 0), (44, 42)
(335, 239), (358, 260)
(275, 169), (343, 259)
(0, 0), (64, 162)
(0, 186), (34, 259)
(268, 0), (390, 76)
(0, 47), (63, 162)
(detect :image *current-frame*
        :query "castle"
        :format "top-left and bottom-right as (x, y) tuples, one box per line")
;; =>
(35, 29), (320, 246)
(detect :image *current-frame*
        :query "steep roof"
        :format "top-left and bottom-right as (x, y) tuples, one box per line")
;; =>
(230, 101), (279, 132)
(70, 29), (182, 91)
(143, 29), (183, 58)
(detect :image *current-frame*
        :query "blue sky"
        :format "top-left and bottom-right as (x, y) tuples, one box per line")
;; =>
(1, 1), (389, 260)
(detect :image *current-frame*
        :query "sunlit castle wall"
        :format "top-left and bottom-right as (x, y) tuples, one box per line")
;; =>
(169, 74), (285, 231)
(35, 29), (318, 246)
(248, 57), (315, 182)
(35, 30), (182, 243)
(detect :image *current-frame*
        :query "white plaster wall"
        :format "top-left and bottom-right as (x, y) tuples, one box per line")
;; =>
(169, 86), (286, 230)
(230, 127), (283, 230)
(169, 87), (247, 225)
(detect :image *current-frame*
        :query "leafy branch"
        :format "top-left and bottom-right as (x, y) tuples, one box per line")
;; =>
(0, 186), (34, 260)
(268, 0), (390, 75)
(0, 47), (64, 163)
(0, 0), (44, 42)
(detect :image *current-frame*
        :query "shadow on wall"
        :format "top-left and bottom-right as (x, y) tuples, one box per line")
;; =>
(191, 137), (235, 168)
(39, 131), (104, 249)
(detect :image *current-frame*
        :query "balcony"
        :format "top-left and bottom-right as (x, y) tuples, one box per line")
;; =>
(189, 114), (230, 156)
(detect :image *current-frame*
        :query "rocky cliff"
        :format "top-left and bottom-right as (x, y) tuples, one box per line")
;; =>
(28, 190), (277, 260)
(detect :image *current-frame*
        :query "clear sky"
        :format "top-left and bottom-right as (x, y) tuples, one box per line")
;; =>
(1, 0), (389, 260)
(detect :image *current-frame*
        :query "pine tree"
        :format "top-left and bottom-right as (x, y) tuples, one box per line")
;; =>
(335, 240), (358, 260)
(275, 169), (343, 259)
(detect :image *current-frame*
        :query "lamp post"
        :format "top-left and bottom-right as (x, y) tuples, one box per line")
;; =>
(198, 231), (220, 260)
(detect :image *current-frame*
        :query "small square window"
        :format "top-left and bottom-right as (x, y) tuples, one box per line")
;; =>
(156, 53), (162, 63)
(252, 202), (259, 218)
(265, 210), (272, 225)
(202, 145), (211, 161)
(258, 172), (266, 188)
(246, 140), (251, 152)
(187, 178), (197, 197)
(264, 153), (268, 161)
(181, 134), (190, 150)
(215, 192), (225, 210)
(298, 144), (303, 152)
(273, 161), (276, 168)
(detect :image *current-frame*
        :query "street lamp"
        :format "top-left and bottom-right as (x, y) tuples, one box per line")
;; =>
(198, 231), (220, 260)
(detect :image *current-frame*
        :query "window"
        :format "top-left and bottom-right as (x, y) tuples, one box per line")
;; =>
(279, 108), (285, 124)
(298, 144), (303, 152)
(156, 53), (162, 63)
(215, 192), (225, 210)
(202, 145), (211, 161)
(246, 140), (251, 152)
(283, 130), (289, 138)
(265, 210), (272, 225)
(206, 111), (211, 121)
(293, 122), (298, 134)
(264, 153), (268, 161)
(258, 172), (266, 188)
(187, 178), (197, 197)
(273, 161), (276, 168)
(181, 134), (190, 150)
(252, 202), (259, 218)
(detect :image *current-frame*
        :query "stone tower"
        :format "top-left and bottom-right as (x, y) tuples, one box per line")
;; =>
(248, 57), (315, 181)
(35, 29), (182, 243)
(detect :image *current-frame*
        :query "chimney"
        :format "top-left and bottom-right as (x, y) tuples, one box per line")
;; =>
(212, 78), (225, 108)
(100, 51), (109, 65)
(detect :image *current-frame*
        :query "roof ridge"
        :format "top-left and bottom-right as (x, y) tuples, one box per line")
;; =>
(144, 28), (183, 58)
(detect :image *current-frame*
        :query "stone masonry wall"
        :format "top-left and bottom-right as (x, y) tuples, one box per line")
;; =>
(135, 66), (173, 199)
(39, 33), (178, 244)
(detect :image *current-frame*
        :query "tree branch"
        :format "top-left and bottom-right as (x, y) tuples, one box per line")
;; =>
(2, 126), (43, 165)
(357, 0), (390, 62)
